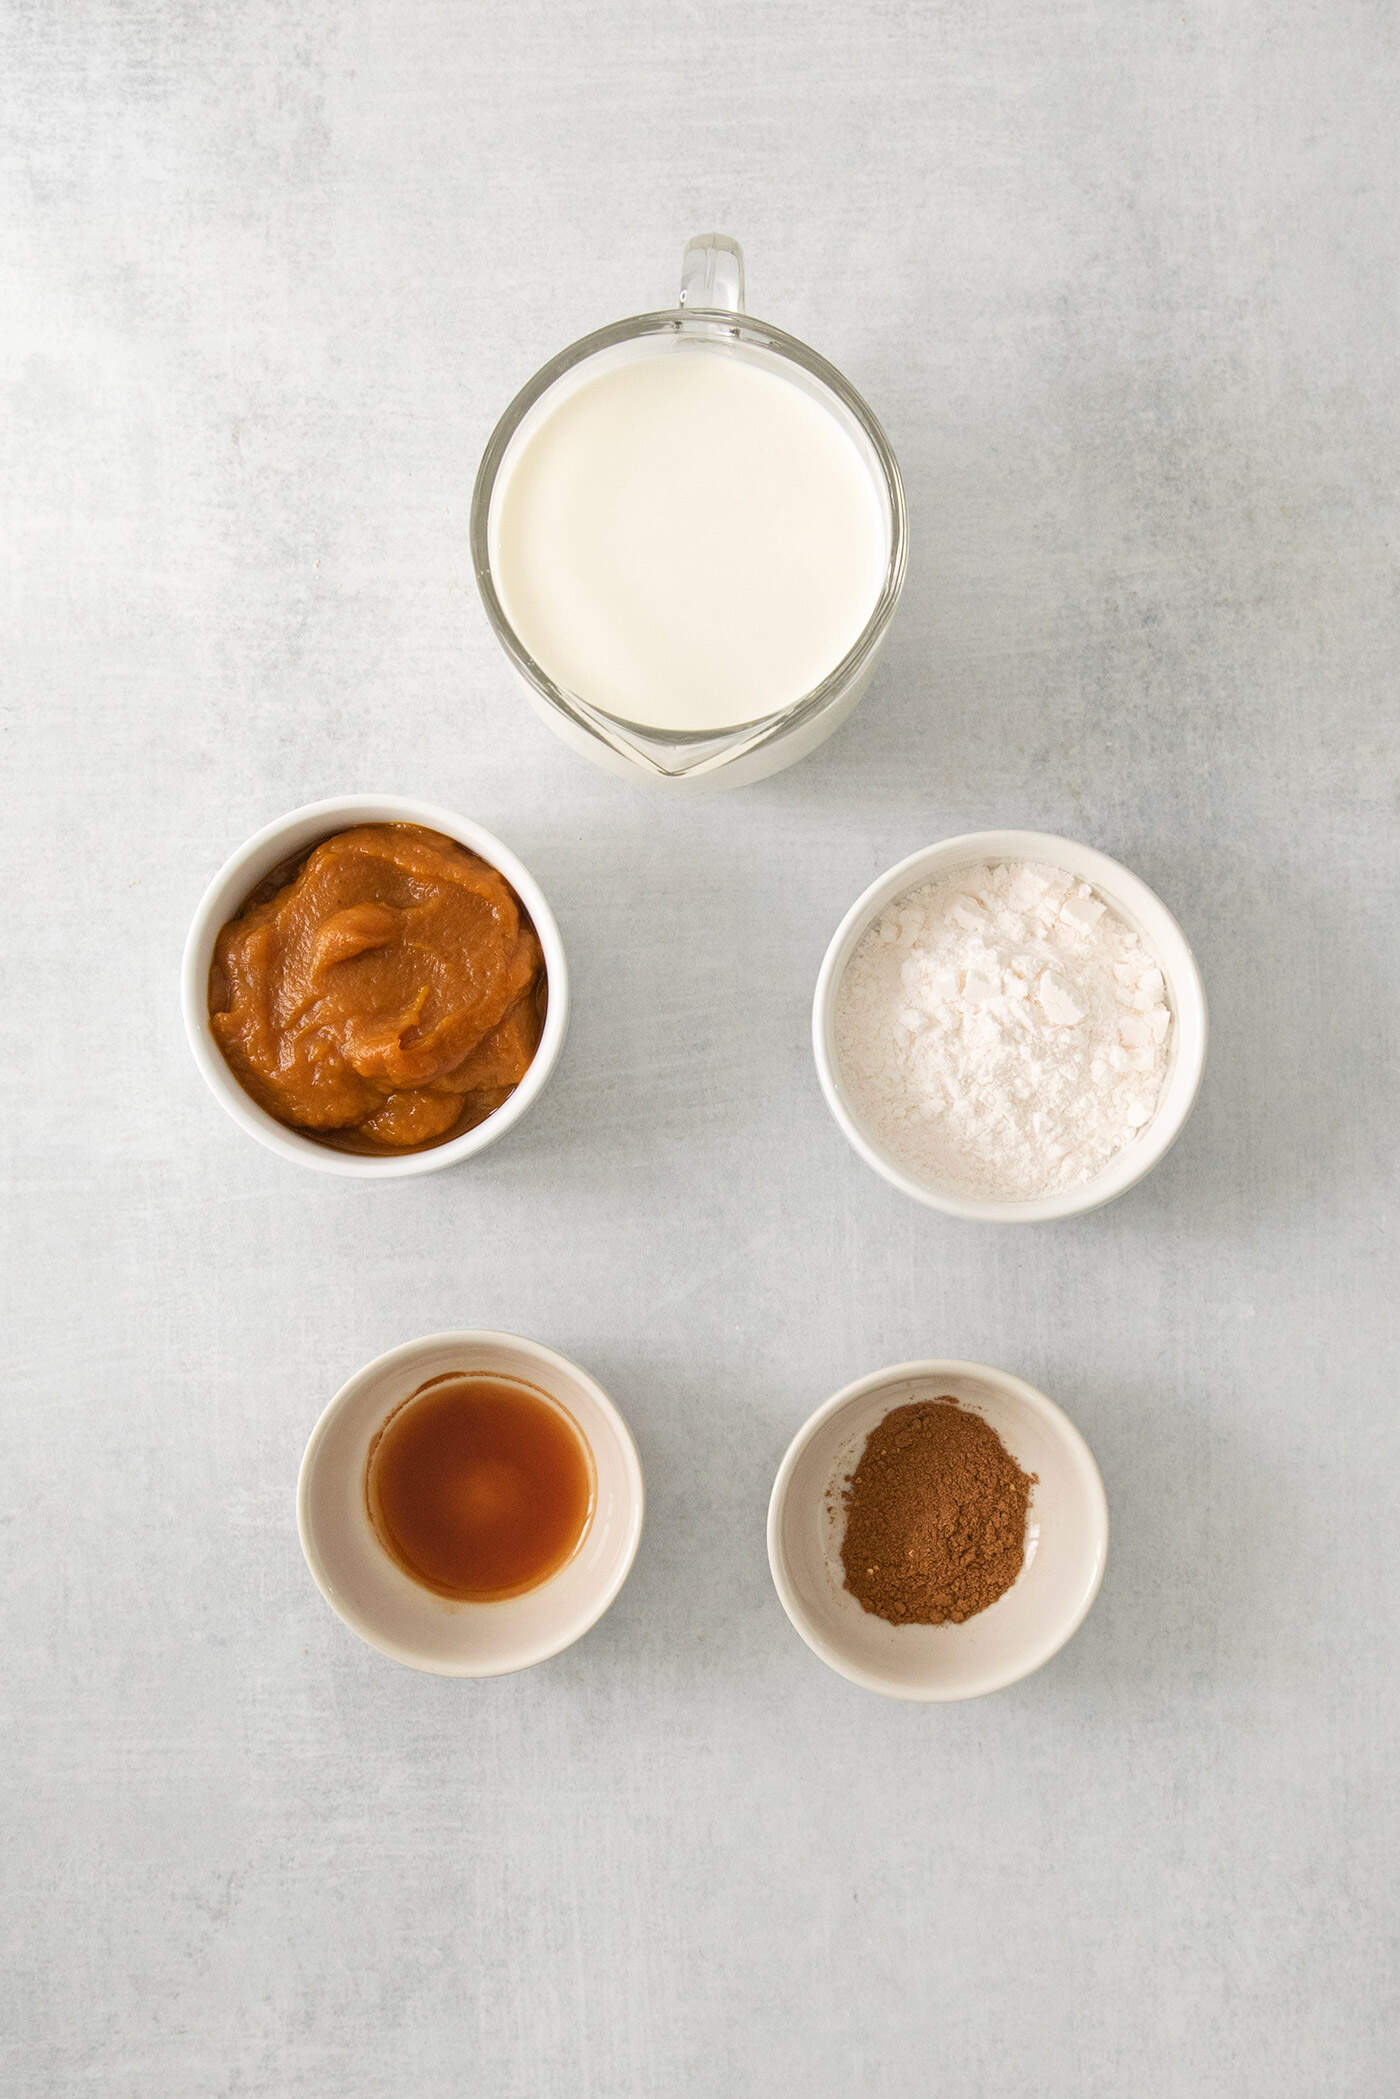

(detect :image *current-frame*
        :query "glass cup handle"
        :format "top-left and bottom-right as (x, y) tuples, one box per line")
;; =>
(679, 233), (745, 313)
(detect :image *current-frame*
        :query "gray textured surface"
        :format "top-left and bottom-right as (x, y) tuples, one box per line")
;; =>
(4, 3), (1399, 2094)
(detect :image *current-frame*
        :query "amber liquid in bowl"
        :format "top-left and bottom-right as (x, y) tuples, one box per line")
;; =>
(365, 1374), (595, 1600)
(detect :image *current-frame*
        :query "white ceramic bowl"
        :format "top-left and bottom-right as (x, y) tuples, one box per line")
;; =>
(812, 829), (1207, 1222)
(298, 1331), (644, 1675)
(182, 794), (569, 1176)
(768, 1359), (1108, 1701)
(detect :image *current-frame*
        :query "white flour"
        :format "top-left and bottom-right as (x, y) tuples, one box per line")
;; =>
(834, 861), (1173, 1200)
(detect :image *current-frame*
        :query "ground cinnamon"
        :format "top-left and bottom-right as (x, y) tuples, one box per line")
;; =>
(840, 1397), (1036, 1625)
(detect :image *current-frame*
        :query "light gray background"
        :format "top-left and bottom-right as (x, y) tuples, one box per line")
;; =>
(4, 2), (1398, 2093)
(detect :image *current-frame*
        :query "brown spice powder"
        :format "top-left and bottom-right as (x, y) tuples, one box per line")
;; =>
(840, 1397), (1036, 1625)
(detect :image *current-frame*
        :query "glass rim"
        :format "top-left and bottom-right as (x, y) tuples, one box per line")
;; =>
(469, 306), (908, 773)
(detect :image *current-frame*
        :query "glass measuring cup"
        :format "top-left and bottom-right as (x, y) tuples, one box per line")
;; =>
(470, 235), (907, 786)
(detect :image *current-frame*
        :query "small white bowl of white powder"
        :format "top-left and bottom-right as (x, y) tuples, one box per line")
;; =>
(814, 831), (1206, 1221)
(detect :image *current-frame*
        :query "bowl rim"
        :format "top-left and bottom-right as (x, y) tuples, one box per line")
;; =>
(180, 794), (570, 1177)
(766, 1357), (1110, 1702)
(296, 1329), (646, 1675)
(811, 828), (1208, 1222)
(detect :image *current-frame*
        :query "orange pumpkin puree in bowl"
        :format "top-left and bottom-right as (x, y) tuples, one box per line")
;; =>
(208, 823), (545, 1152)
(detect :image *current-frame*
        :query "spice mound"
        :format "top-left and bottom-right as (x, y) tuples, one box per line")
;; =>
(835, 860), (1173, 1201)
(209, 823), (544, 1152)
(840, 1398), (1036, 1625)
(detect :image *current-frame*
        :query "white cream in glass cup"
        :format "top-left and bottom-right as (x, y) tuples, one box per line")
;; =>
(472, 235), (907, 786)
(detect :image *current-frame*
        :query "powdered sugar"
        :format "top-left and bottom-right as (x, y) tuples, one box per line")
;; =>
(834, 861), (1173, 1200)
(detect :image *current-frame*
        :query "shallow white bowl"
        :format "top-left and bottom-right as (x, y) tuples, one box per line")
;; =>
(298, 1331), (644, 1675)
(181, 794), (569, 1177)
(767, 1360), (1108, 1701)
(812, 829), (1207, 1222)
